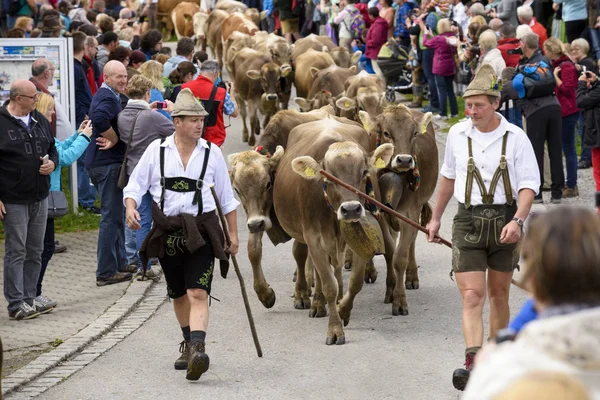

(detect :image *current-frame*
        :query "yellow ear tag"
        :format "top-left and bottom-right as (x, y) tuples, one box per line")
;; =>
(420, 124), (427, 134)
(305, 166), (316, 177)
(375, 157), (386, 169)
(344, 101), (352, 108)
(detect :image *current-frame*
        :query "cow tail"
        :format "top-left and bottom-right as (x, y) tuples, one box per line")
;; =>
(420, 203), (433, 228)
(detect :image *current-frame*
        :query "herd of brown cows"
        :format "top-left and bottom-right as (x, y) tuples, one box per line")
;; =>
(164, 0), (440, 345)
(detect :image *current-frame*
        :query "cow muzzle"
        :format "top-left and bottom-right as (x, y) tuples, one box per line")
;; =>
(337, 201), (365, 222)
(247, 216), (272, 233)
(266, 94), (278, 102)
(392, 154), (415, 172)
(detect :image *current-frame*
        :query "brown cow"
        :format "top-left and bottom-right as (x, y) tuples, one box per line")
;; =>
(224, 32), (256, 76)
(294, 48), (335, 99)
(359, 105), (438, 316)
(275, 118), (394, 344)
(233, 50), (292, 146)
(290, 34), (336, 62)
(171, 2), (200, 41)
(294, 65), (358, 112)
(336, 71), (387, 120)
(253, 33), (293, 110)
(204, 9), (229, 69)
(215, 0), (248, 13)
(221, 12), (259, 43)
(330, 46), (362, 68)
(193, 11), (209, 51)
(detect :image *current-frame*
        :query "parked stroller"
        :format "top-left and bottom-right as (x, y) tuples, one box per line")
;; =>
(377, 39), (413, 103)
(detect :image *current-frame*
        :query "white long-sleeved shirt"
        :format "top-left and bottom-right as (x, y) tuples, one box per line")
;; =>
(123, 135), (239, 216)
(440, 113), (540, 206)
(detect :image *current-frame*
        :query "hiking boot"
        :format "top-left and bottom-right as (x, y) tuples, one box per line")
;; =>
(174, 340), (190, 370)
(136, 268), (161, 281)
(54, 241), (67, 254)
(577, 159), (592, 169)
(186, 341), (210, 381)
(96, 272), (133, 287)
(562, 186), (579, 198)
(408, 95), (423, 108)
(120, 263), (138, 274)
(452, 352), (475, 391)
(9, 302), (41, 320)
(33, 295), (57, 314)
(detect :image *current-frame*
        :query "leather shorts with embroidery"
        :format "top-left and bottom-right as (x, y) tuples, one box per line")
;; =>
(451, 203), (520, 273)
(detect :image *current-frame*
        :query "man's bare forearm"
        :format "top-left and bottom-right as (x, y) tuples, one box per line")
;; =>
(514, 188), (535, 221)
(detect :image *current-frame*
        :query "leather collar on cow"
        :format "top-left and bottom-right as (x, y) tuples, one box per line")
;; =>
(322, 176), (380, 219)
(376, 132), (421, 192)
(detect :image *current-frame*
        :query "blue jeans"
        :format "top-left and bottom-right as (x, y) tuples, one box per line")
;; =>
(124, 192), (153, 269)
(421, 49), (439, 109)
(562, 113), (579, 189)
(88, 163), (127, 279)
(125, 223), (138, 265)
(509, 103), (523, 129)
(77, 155), (97, 208)
(434, 74), (458, 117)
(578, 111), (592, 163)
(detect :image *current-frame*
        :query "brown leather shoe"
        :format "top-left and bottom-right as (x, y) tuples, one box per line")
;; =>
(174, 340), (190, 370)
(96, 272), (132, 286)
(562, 186), (579, 198)
(186, 341), (210, 380)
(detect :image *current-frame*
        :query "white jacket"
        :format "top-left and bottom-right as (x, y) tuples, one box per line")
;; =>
(463, 307), (600, 399)
(477, 48), (506, 78)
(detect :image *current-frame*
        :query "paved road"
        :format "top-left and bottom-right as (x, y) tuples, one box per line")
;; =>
(36, 103), (531, 400)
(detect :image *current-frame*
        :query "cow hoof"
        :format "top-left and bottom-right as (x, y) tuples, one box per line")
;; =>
(344, 262), (352, 271)
(325, 335), (345, 345)
(309, 305), (327, 318)
(392, 305), (409, 316)
(294, 297), (311, 310)
(338, 309), (351, 327)
(405, 280), (420, 290)
(248, 134), (256, 147)
(292, 270), (297, 283)
(260, 289), (276, 309)
(364, 271), (378, 284)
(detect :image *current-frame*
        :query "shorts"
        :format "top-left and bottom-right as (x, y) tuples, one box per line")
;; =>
(159, 230), (215, 299)
(451, 203), (520, 273)
(280, 18), (299, 34)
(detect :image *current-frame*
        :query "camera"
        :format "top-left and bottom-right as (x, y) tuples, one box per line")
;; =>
(127, 20), (134, 27)
(217, 81), (231, 92)
(507, 48), (524, 55)
(585, 71), (593, 79)
(156, 101), (167, 109)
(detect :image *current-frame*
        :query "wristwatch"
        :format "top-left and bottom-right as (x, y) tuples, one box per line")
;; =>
(511, 217), (524, 230)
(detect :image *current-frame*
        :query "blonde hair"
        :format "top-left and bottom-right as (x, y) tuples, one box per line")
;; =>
(126, 74), (154, 99)
(14, 16), (33, 31)
(478, 30), (498, 51)
(437, 18), (452, 34)
(544, 37), (564, 59)
(571, 38), (590, 55)
(153, 53), (170, 64)
(469, 15), (486, 27)
(118, 27), (134, 43)
(138, 60), (164, 91)
(36, 93), (55, 117)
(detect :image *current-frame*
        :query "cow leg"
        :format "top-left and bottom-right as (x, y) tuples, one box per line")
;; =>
(216, 42), (224, 72)
(391, 210), (419, 316)
(405, 239), (419, 290)
(309, 262), (326, 318)
(308, 244), (345, 345)
(383, 221), (398, 304)
(338, 251), (367, 327)
(365, 258), (378, 284)
(292, 240), (311, 310)
(248, 101), (259, 147)
(237, 96), (249, 143)
(328, 252), (343, 301)
(305, 255), (314, 292)
(248, 231), (276, 308)
(343, 246), (353, 270)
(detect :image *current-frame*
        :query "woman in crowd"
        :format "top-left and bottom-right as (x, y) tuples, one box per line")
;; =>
(334, 0), (361, 52)
(571, 38), (595, 170)
(14, 16), (33, 37)
(140, 29), (163, 61)
(544, 37), (580, 198)
(378, 0), (395, 38)
(128, 50), (146, 80)
(35, 93), (93, 313)
(463, 207), (600, 398)
(167, 61), (197, 103)
(421, 18), (458, 119)
(476, 29), (506, 76)
(138, 60), (171, 120)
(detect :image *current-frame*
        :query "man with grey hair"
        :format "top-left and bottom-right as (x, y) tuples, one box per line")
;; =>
(181, 60), (238, 146)
(516, 5), (547, 47)
(502, 32), (564, 204)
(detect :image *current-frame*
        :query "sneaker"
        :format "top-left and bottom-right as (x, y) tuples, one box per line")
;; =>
(450, 114), (459, 119)
(54, 240), (67, 254)
(9, 302), (40, 320)
(174, 340), (190, 370)
(96, 272), (133, 287)
(433, 114), (446, 120)
(452, 352), (475, 391)
(577, 160), (592, 169)
(83, 206), (101, 215)
(186, 341), (210, 381)
(33, 296), (57, 314)
(422, 105), (440, 113)
(562, 186), (579, 198)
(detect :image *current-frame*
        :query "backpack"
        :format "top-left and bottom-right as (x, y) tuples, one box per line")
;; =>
(6, 0), (24, 16)
(513, 61), (556, 99)
(344, 7), (366, 40)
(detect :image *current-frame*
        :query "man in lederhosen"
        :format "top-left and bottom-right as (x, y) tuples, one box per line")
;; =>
(123, 88), (239, 381)
(426, 65), (541, 391)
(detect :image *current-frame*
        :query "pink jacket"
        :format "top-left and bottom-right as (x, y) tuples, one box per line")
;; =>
(365, 17), (388, 59)
(552, 56), (579, 117)
(422, 32), (457, 76)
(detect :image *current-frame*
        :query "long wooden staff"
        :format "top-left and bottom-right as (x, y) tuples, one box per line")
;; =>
(208, 185), (263, 357)
(319, 170), (526, 291)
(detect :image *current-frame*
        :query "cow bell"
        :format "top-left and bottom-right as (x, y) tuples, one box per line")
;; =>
(379, 172), (404, 210)
(340, 213), (385, 261)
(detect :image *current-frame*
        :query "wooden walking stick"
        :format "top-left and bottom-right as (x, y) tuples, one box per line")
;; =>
(319, 170), (527, 291)
(208, 184), (263, 358)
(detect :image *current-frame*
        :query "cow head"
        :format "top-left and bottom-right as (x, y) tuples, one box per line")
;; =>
(247, 63), (292, 104)
(229, 146), (285, 233)
(295, 66), (356, 112)
(192, 11), (208, 41)
(330, 47), (362, 68)
(359, 105), (433, 173)
(292, 142), (394, 222)
(336, 86), (385, 120)
(269, 42), (292, 70)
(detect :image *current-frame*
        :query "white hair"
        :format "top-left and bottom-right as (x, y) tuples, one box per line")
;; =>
(516, 24), (533, 39)
(479, 30), (498, 51)
(517, 5), (534, 21)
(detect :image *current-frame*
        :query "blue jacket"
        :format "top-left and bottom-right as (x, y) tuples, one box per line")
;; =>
(150, 88), (172, 120)
(554, 0), (587, 22)
(86, 86), (125, 168)
(50, 132), (91, 191)
(74, 58), (92, 127)
(263, 0), (273, 16)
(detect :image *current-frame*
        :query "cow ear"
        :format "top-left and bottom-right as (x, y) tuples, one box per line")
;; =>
(418, 112), (433, 134)
(310, 67), (320, 78)
(280, 64), (292, 77)
(292, 156), (322, 180)
(335, 96), (356, 111)
(228, 152), (241, 166)
(348, 65), (357, 74)
(370, 144), (394, 170)
(294, 97), (312, 111)
(247, 70), (261, 80)
(351, 50), (362, 65)
(184, 13), (193, 22)
(322, 46), (329, 53)
(269, 145), (285, 168)
(358, 110), (377, 135)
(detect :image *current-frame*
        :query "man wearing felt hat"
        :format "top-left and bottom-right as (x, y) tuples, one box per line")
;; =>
(426, 64), (540, 392)
(123, 88), (239, 381)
